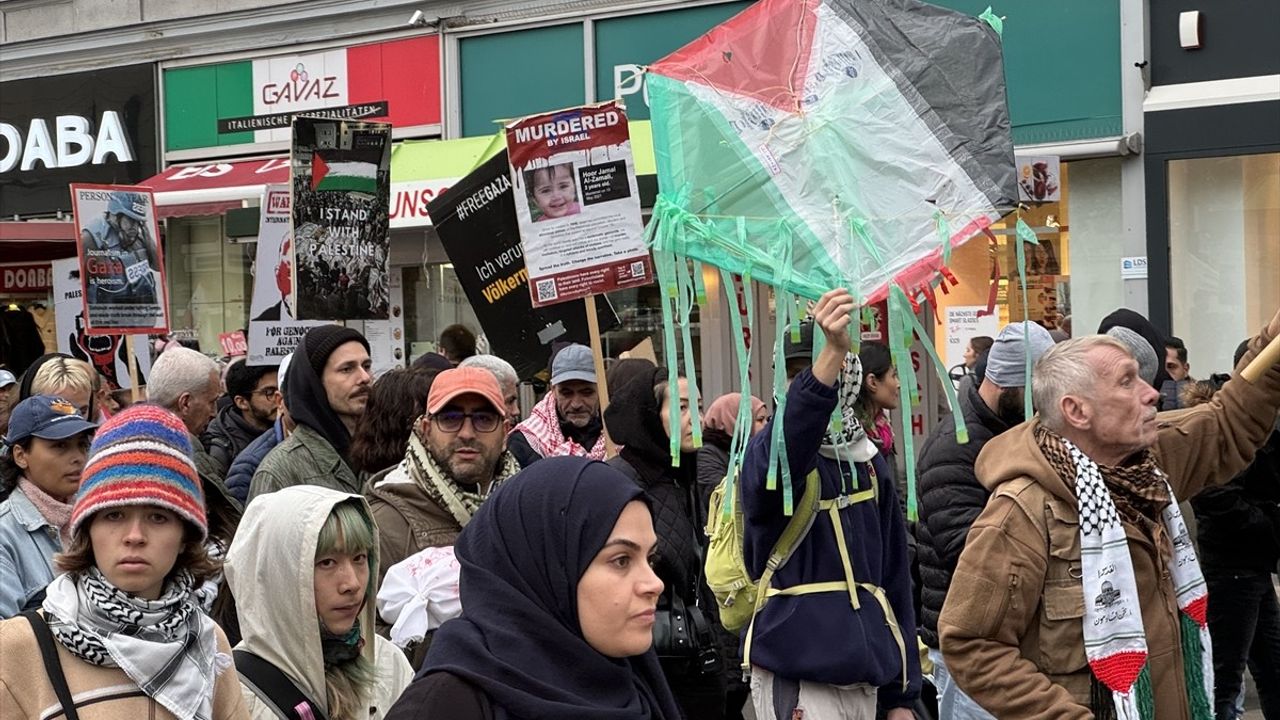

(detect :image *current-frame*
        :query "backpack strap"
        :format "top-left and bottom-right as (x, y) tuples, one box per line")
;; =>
(741, 469), (822, 670)
(233, 650), (329, 720)
(22, 610), (80, 720)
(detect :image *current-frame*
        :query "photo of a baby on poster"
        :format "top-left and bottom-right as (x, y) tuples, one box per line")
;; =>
(524, 163), (582, 222)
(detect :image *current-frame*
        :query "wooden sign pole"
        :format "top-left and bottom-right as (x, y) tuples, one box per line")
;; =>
(585, 294), (617, 458)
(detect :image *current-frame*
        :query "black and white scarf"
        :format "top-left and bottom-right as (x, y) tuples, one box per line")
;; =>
(405, 431), (520, 528)
(819, 353), (877, 463)
(42, 568), (225, 720)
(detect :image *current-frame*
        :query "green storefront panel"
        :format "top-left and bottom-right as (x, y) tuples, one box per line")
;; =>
(931, 0), (1123, 145)
(459, 24), (585, 137)
(593, 2), (751, 121)
(164, 63), (255, 151)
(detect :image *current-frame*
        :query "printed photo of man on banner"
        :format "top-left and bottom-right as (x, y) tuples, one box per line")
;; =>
(248, 184), (327, 365)
(51, 257), (153, 391)
(69, 184), (169, 334)
(506, 100), (653, 308)
(291, 116), (392, 320)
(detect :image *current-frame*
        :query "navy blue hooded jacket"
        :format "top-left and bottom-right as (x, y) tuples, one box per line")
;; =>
(224, 418), (284, 504)
(740, 368), (921, 708)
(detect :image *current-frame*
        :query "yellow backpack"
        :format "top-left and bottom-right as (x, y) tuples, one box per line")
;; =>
(703, 468), (821, 633)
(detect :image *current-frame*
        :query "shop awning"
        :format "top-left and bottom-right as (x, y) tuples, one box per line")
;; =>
(0, 221), (78, 263)
(144, 157), (290, 218)
(144, 121), (657, 227)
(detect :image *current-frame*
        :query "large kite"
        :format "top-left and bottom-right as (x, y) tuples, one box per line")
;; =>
(643, 0), (1017, 516)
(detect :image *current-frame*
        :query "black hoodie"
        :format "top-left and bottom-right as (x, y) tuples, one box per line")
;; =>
(286, 329), (368, 463)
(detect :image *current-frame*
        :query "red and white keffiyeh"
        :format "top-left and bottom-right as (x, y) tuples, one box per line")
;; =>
(510, 391), (606, 462)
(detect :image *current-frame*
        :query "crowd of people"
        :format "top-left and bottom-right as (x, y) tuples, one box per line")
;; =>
(0, 301), (1277, 720)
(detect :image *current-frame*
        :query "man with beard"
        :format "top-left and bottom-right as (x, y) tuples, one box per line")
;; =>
(80, 192), (159, 306)
(916, 321), (1054, 718)
(250, 325), (372, 501)
(507, 344), (605, 467)
(202, 359), (279, 474)
(365, 367), (519, 587)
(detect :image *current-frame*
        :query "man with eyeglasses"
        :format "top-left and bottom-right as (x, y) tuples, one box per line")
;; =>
(202, 359), (279, 474)
(366, 367), (521, 588)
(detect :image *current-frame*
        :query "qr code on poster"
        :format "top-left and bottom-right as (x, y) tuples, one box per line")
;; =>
(535, 278), (558, 302)
(630, 261), (646, 277)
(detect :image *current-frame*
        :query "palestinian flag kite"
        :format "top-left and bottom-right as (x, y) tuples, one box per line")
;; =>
(641, 0), (1017, 519)
(311, 150), (379, 193)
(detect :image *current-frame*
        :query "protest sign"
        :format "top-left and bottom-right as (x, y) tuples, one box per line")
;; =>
(506, 101), (652, 307)
(428, 150), (619, 382)
(69, 184), (169, 334)
(248, 184), (328, 365)
(219, 331), (248, 357)
(51, 257), (152, 390)
(291, 116), (392, 320)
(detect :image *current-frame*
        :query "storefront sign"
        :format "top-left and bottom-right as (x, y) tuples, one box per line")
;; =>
(0, 264), (53, 293)
(291, 117), (392, 320)
(70, 184), (169, 335)
(163, 36), (441, 153)
(0, 64), (157, 218)
(51, 257), (152, 390)
(1120, 255), (1148, 279)
(506, 101), (652, 307)
(428, 150), (618, 382)
(248, 184), (327, 366)
(389, 178), (458, 228)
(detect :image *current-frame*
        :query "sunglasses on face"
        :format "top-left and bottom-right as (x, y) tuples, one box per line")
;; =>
(431, 410), (502, 434)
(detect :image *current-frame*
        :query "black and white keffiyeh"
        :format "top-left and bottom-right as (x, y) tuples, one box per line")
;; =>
(42, 568), (225, 720)
(819, 353), (877, 463)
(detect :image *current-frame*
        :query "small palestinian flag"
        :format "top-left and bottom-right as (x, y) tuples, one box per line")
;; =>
(311, 151), (378, 193)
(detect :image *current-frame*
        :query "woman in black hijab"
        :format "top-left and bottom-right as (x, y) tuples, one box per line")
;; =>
(386, 456), (680, 720)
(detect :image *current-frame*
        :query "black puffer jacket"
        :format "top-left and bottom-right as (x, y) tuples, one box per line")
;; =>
(1192, 425), (1280, 573)
(202, 403), (268, 476)
(915, 379), (1011, 649)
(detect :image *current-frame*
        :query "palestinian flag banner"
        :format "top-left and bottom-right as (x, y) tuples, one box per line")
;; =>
(311, 149), (380, 193)
(290, 116), (392, 321)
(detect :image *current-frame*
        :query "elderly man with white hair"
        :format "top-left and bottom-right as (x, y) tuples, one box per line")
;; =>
(459, 354), (520, 427)
(939, 309), (1280, 720)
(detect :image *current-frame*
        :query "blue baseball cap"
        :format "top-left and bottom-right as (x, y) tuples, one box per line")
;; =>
(0, 370), (15, 389)
(4, 395), (99, 445)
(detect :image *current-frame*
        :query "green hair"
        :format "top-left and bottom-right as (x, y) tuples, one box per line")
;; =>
(315, 499), (379, 718)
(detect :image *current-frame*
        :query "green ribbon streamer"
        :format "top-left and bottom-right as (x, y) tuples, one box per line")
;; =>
(887, 289), (920, 521)
(936, 211), (952, 266)
(655, 249), (683, 467)
(691, 260), (708, 306)
(720, 269), (754, 522)
(1015, 217), (1040, 419)
(767, 291), (794, 516)
(979, 6), (1004, 37)
(894, 286), (969, 446)
(675, 256), (703, 449)
(848, 216), (886, 269)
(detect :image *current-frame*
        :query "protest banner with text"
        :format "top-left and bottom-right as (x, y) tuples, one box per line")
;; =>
(506, 101), (652, 307)
(249, 184), (328, 365)
(70, 184), (169, 334)
(52, 257), (152, 390)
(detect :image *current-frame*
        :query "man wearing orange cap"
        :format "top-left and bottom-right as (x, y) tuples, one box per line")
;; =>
(365, 367), (520, 586)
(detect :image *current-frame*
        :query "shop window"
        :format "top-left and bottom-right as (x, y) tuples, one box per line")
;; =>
(402, 263), (481, 362)
(163, 216), (254, 353)
(1169, 153), (1280, 375)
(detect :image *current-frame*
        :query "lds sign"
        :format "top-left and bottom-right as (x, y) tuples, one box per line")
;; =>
(0, 111), (134, 173)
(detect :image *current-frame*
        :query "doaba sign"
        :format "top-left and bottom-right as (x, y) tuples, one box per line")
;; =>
(0, 64), (157, 218)
(506, 101), (652, 307)
(163, 36), (441, 153)
(0, 264), (53, 293)
(428, 150), (618, 382)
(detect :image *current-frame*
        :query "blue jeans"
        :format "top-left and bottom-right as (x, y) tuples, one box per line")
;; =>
(928, 649), (996, 720)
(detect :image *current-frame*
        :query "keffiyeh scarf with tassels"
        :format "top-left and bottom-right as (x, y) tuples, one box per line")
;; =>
(1036, 426), (1213, 720)
(405, 431), (520, 528)
(42, 567), (225, 720)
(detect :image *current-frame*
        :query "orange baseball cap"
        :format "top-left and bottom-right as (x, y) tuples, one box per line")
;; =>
(427, 367), (506, 415)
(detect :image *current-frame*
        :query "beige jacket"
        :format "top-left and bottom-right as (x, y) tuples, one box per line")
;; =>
(939, 328), (1280, 719)
(225, 485), (412, 720)
(0, 614), (248, 720)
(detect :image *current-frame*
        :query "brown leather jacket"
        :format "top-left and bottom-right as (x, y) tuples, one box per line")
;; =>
(939, 328), (1280, 719)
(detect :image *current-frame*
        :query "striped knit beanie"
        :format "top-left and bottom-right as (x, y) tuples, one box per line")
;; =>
(70, 404), (207, 541)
